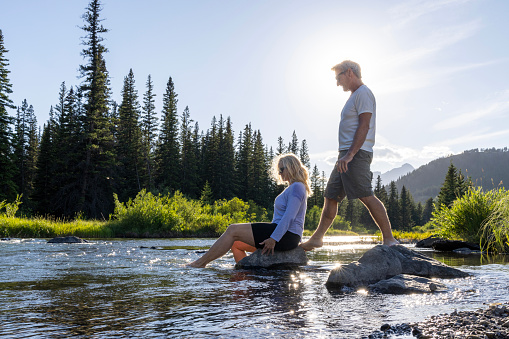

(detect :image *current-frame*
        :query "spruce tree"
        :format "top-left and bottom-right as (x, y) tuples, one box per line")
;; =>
(276, 136), (285, 155)
(387, 181), (401, 230)
(78, 0), (115, 218)
(155, 76), (180, 192)
(422, 197), (434, 224)
(116, 69), (144, 201)
(0, 29), (17, 201)
(299, 139), (311, 169)
(288, 130), (299, 154)
(251, 130), (270, 207)
(33, 109), (57, 215)
(235, 124), (253, 201)
(374, 175), (388, 205)
(399, 185), (414, 230)
(437, 162), (458, 208)
(179, 106), (199, 198)
(141, 74), (157, 189)
(310, 164), (321, 207)
(220, 117), (236, 199)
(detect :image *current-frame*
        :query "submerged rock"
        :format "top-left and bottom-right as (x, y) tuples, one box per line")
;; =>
(235, 247), (308, 269)
(326, 245), (469, 289)
(369, 274), (447, 294)
(47, 236), (89, 244)
(415, 235), (444, 248)
(432, 240), (481, 252)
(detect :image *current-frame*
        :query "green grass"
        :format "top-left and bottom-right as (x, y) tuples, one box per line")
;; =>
(0, 190), (265, 239)
(0, 215), (113, 238)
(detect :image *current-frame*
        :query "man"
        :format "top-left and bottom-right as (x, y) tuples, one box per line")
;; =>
(300, 60), (399, 250)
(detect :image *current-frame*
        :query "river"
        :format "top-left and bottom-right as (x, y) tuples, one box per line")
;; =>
(2, 236), (509, 338)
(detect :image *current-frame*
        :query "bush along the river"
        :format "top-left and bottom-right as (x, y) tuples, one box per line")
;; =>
(431, 187), (509, 252)
(108, 189), (265, 237)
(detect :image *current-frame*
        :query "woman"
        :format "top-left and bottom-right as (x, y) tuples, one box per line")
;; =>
(188, 153), (311, 268)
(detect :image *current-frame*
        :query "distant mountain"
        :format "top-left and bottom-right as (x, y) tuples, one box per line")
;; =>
(391, 148), (509, 203)
(373, 163), (415, 187)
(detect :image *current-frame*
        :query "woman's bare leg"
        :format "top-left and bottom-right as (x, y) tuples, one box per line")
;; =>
(188, 223), (255, 268)
(231, 241), (257, 263)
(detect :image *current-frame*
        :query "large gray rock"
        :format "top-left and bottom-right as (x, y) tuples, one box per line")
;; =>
(369, 274), (447, 294)
(47, 236), (89, 244)
(326, 245), (469, 288)
(235, 247), (308, 269)
(391, 245), (469, 278)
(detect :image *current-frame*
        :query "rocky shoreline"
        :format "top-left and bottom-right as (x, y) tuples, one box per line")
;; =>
(364, 302), (509, 338)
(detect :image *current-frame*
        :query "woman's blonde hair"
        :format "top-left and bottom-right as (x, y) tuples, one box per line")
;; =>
(271, 153), (312, 196)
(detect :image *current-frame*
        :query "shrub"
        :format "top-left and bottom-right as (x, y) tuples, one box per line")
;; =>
(481, 193), (509, 253)
(108, 190), (256, 237)
(431, 187), (507, 244)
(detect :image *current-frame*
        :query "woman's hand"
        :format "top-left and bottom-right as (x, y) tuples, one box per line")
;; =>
(259, 237), (276, 255)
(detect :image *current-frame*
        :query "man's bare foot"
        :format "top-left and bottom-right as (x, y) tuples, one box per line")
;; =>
(299, 237), (324, 251)
(383, 238), (400, 247)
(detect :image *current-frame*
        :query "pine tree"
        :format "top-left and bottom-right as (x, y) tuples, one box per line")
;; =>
(235, 124), (253, 201)
(116, 69), (144, 201)
(250, 130), (270, 207)
(155, 76), (180, 192)
(141, 74), (157, 189)
(180, 106), (199, 198)
(221, 117), (236, 199)
(299, 139), (311, 169)
(436, 162), (470, 208)
(276, 136), (285, 155)
(13, 99), (39, 208)
(399, 185), (414, 230)
(422, 197), (434, 224)
(387, 181), (401, 230)
(202, 116), (219, 198)
(309, 164), (322, 207)
(374, 175), (388, 205)
(78, 0), (115, 218)
(288, 130), (299, 154)
(52, 86), (84, 216)
(33, 108), (57, 215)
(0, 29), (17, 201)
(413, 202), (424, 226)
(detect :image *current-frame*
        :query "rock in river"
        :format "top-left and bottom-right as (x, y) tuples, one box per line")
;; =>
(327, 245), (469, 290)
(235, 247), (308, 269)
(47, 236), (89, 244)
(369, 274), (447, 294)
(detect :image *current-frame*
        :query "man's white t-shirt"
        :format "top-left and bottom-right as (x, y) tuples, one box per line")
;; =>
(338, 84), (376, 153)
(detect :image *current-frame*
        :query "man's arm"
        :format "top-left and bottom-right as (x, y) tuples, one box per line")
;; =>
(337, 112), (372, 173)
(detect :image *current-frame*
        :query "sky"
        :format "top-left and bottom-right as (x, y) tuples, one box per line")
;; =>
(1, 0), (508, 176)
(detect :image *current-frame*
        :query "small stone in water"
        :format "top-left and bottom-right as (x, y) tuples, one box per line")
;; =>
(380, 323), (390, 331)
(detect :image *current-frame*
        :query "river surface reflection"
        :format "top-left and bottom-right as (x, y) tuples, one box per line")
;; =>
(2, 236), (509, 338)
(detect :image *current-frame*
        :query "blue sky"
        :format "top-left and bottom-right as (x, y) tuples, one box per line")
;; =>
(1, 0), (508, 176)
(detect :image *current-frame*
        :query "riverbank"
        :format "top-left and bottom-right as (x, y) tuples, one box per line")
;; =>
(365, 302), (509, 338)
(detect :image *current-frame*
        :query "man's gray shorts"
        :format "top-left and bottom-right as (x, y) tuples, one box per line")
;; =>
(324, 150), (374, 201)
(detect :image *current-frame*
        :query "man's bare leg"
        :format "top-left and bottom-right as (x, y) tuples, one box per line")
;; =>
(188, 223), (255, 268)
(359, 195), (399, 246)
(300, 197), (339, 251)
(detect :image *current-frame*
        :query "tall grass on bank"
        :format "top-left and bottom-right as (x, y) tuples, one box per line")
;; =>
(0, 215), (113, 238)
(108, 190), (264, 237)
(431, 187), (509, 252)
(481, 193), (509, 253)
